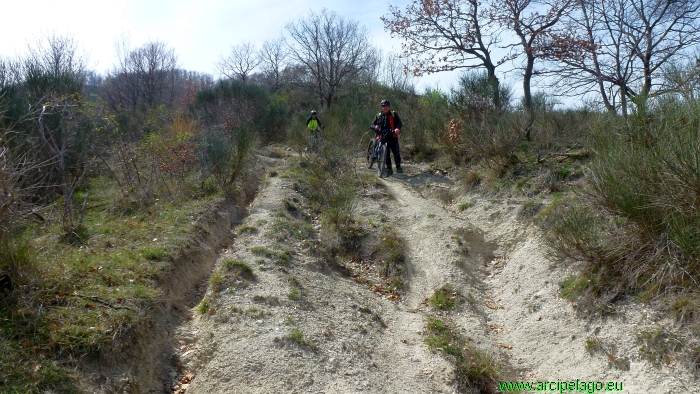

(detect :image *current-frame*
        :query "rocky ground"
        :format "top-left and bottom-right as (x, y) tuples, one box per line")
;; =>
(160, 151), (697, 394)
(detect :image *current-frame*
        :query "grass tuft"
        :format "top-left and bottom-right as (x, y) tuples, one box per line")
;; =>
(223, 259), (253, 276)
(237, 225), (258, 235)
(429, 284), (463, 310)
(668, 295), (700, 324)
(458, 201), (476, 211)
(140, 247), (171, 261)
(424, 317), (500, 391)
(195, 298), (211, 315)
(286, 328), (318, 351)
(250, 246), (292, 265)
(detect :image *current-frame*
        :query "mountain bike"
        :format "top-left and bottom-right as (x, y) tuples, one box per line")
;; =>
(366, 129), (391, 178)
(309, 127), (323, 152)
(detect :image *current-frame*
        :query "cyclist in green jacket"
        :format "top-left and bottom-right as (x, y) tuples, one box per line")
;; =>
(306, 110), (323, 151)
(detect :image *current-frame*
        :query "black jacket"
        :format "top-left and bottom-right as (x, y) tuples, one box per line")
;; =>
(371, 110), (402, 137)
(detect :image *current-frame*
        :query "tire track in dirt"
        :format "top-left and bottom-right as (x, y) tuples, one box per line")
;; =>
(370, 177), (496, 311)
(175, 173), (461, 393)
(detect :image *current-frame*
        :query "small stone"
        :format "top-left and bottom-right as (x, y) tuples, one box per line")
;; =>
(168, 371), (177, 378)
(256, 320), (263, 324)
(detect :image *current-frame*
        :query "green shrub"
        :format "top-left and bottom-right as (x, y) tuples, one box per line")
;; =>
(540, 101), (700, 321)
(196, 126), (255, 194)
(637, 328), (684, 367)
(449, 70), (512, 115)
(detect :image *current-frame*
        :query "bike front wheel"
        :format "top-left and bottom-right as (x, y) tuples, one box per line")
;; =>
(377, 144), (387, 177)
(311, 131), (319, 152)
(366, 140), (376, 169)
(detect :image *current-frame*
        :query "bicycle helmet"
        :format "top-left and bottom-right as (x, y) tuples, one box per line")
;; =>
(380, 99), (390, 106)
(311, 110), (317, 115)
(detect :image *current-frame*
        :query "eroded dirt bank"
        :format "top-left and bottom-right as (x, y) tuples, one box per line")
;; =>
(460, 198), (696, 393)
(160, 157), (696, 393)
(77, 199), (243, 393)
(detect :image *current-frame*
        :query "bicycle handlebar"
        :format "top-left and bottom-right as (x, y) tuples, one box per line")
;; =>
(370, 127), (394, 134)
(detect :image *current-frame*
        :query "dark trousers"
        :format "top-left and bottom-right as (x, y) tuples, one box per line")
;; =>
(386, 138), (401, 168)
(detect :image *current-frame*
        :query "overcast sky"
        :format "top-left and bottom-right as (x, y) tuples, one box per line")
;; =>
(0, 0), (472, 91)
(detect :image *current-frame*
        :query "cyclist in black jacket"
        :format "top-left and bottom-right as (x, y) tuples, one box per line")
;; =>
(371, 99), (403, 174)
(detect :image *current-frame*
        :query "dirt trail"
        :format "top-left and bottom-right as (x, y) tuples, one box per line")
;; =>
(175, 171), (459, 393)
(166, 158), (697, 394)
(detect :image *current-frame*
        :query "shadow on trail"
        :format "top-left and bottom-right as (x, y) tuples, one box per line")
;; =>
(389, 171), (454, 187)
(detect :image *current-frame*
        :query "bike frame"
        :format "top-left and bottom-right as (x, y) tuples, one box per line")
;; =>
(366, 130), (392, 178)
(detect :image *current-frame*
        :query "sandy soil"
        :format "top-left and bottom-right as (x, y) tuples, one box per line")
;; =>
(163, 155), (698, 394)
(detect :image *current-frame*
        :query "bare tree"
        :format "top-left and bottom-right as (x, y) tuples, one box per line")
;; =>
(383, 0), (506, 109)
(217, 42), (260, 83)
(663, 57), (700, 102)
(137, 42), (178, 108)
(258, 38), (288, 93)
(103, 39), (179, 113)
(285, 8), (371, 108)
(380, 53), (415, 93)
(23, 33), (88, 101)
(104, 38), (140, 112)
(21, 34), (90, 232)
(0, 112), (23, 240)
(179, 70), (214, 107)
(0, 57), (23, 91)
(360, 48), (382, 104)
(26, 34), (88, 80)
(547, 0), (700, 114)
(492, 0), (573, 139)
(37, 99), (86, 230)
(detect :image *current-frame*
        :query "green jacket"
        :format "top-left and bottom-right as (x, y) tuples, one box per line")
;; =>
(306, 116), (323, 131)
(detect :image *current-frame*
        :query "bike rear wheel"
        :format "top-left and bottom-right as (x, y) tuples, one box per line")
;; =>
(377, 144), (387, 177)
(366, 140), (376, 169)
